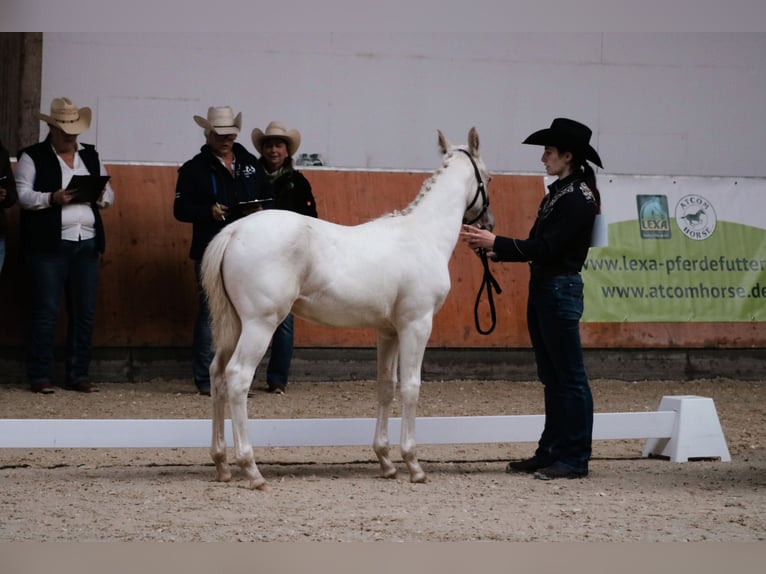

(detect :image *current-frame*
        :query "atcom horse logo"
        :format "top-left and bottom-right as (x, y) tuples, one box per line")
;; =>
(681, 209), (705, 224)
(675, 194), (717, 240)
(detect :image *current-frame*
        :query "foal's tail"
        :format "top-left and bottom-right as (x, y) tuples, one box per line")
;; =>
(200, 228), (241, 359)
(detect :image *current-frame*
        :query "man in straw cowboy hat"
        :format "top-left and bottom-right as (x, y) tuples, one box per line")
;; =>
(15, 97), (116, 394)
(251, 121), (318, 395)
(174, 106), (272, 396)
(461, 117), (602, 480)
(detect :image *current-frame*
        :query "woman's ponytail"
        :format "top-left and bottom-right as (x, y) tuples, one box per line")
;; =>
(560, 146), (602, 214)
(582, 161), (601, 214)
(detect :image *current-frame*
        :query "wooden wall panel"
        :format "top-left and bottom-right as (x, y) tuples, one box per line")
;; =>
(0, 164), (762, 349)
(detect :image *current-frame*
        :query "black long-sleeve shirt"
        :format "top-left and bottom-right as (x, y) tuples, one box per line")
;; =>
(492, 172), (597, 278)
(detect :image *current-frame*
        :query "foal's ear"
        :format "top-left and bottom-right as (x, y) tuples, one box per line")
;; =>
(468, 126), (480, 156)
(437, 129), (450, 154)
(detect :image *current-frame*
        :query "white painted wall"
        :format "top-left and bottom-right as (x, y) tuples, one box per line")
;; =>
(39, 32), (766, 177)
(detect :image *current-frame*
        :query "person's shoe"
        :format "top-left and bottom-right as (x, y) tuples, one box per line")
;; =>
(64, 381), (99, 393)
(197, 385), (211, 396)
(534, 461), (588, 480)
(30, 381), (55, 394)
(506, 456), (552, 474)
(266, 385), (285, 395)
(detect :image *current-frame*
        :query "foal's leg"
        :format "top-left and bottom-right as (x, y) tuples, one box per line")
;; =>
(210, 350), (231, 482)
(227, 321), (273, 490)
(397, 318), (432, 483)
(373, 330), (399, 479)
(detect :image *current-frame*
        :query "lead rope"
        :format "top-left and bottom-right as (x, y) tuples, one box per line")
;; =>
(474, 248), (503, 335)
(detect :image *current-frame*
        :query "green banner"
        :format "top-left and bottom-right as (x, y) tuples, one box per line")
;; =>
(581, 176), (766, 322)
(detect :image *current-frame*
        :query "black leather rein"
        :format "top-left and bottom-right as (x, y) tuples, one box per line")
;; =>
(456, 149), (502, 335)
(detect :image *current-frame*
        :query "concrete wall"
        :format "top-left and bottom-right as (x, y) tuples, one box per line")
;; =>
(36, 32), (766, 177)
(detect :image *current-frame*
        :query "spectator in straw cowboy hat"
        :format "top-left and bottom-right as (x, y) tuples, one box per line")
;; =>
(251, 121), (318, 394)
(461, 117), (602, 480)
(16, 97), (115, 394)
(174, 105), (271, 396)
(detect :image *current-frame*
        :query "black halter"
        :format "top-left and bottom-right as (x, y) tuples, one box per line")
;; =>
(456, 149), (490, 226)
(455, 149), (502, 335)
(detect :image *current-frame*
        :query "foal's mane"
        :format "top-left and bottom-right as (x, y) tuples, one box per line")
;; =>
(381, 147), (466, 219)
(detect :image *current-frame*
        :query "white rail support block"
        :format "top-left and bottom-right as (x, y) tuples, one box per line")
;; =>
(642, 395), (731, 462)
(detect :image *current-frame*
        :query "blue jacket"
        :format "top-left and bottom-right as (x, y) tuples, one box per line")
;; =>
(174, 142), (272, 260)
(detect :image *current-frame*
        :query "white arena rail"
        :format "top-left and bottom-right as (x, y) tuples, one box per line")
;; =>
(0, 395), (730, 462)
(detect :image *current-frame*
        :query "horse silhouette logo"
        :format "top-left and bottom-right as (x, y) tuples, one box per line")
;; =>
(675, 194), (717, 240)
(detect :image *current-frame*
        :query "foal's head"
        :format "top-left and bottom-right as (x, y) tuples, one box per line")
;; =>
(438, 127), (494, 232)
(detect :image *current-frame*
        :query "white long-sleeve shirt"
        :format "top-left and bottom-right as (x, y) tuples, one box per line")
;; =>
(16, 142), (115, 242)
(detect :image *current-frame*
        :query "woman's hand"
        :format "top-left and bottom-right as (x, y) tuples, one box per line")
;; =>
(460, 224), (497, 256)
(50, 188), (77, 206)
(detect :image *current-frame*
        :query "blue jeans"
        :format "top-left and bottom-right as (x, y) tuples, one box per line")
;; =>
(192, 261), (214, 391)
(25, 239), (100, 384)
(0, 238), (5, 273)
(526, 273), (593, 472)
(267, 313), (294, 388)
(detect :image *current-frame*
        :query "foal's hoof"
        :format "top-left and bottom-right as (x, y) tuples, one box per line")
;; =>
(410, 472), (428, 484)
(249, 478), (269, 491)
(215, 469), (233, 483)
(379, 462), (398, 479)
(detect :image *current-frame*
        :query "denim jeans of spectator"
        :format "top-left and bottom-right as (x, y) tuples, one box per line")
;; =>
(192, 261), (214, 391)
(267, 313), (294, 388)
(0, 238), (5, 273)
(25, 238), (100, 384)
(526, 273), (593, 472)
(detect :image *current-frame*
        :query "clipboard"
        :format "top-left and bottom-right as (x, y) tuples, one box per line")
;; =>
(66, 175), (111, 203)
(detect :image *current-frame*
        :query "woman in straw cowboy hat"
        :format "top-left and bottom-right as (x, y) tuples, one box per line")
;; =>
(460, 117), (602, 480)
(15, 97), (116, 394)
(251, 121), (318, 394)
(174, 106), (272, 396)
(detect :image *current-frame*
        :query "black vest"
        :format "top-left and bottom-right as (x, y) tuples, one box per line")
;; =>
(19, 138), (106, 254)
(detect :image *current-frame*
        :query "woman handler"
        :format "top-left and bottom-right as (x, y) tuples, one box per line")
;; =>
(460, 118), (602, 480)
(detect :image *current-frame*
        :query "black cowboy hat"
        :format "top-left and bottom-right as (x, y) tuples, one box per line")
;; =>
(523, 117), (603, 168)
